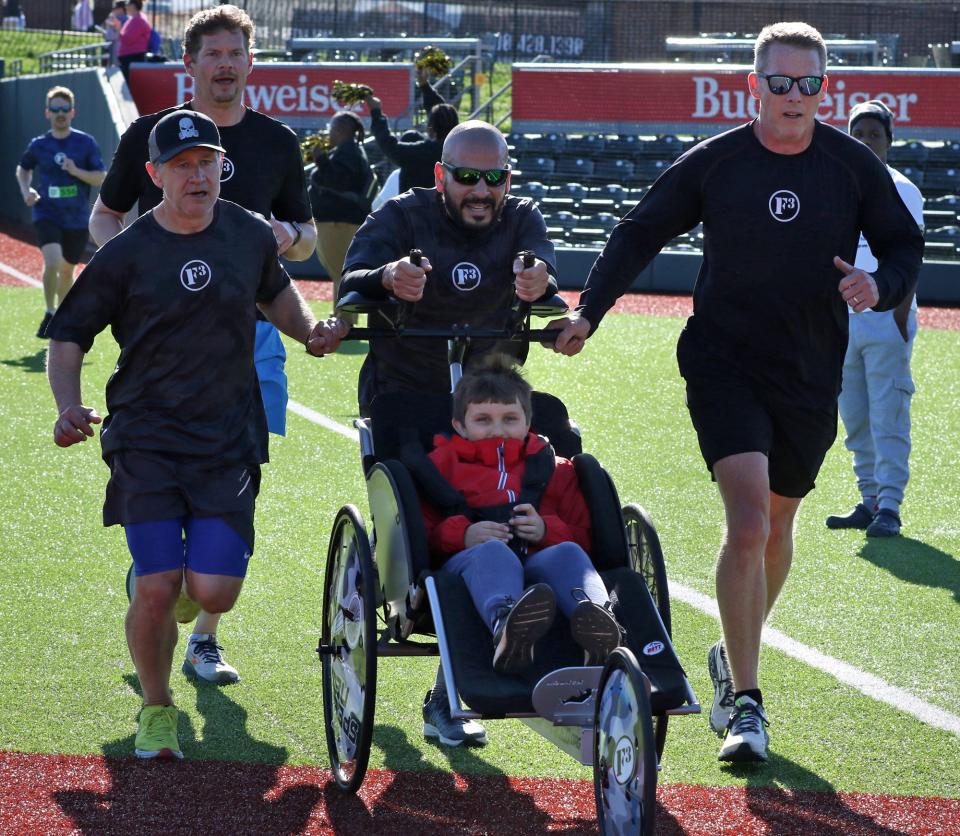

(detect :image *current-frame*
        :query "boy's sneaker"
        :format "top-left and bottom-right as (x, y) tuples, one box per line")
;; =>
(570, 599), (621, 665)
(182, 634), (240, 684)
(36, 311), (53, 339)
(707, 639), (735, 735)
(492, 583), (556, 674)
(134, 704), (183, 759)
(422, 689), (488, 747)
(866, 509), (901, 538)
(825, 503), (874, 530)
(717, 695), (769, 762)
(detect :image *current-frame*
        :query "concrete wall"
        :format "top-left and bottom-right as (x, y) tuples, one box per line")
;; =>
(0, 67), (130, 225)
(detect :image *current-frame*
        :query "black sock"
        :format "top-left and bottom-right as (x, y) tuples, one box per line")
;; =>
(735, 689), (762, 705)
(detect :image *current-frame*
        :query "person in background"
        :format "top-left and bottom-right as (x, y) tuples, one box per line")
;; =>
(309, 110), (376, 320)
(15, 86), (105, 338)
(826, 100), (925, 538)
(117, 0), (152, 82)
(103, 1), (129, 67)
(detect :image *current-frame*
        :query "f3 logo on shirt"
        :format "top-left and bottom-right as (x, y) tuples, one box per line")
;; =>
(180, 260), (212, 291)
(220, 156), (235, 182)
(451, 262), (481, 291)
(769, 190), (800, 222)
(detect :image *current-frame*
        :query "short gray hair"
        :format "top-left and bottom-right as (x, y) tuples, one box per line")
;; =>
(754, 22), (827, 75)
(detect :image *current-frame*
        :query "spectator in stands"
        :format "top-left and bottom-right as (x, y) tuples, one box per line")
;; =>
(551, 22), (923, 764)
(15, 85), (105, 339)
(826, 100), (925, 538)
(117, 0), (152, 82)
(103, 1), (129, 67)
(365, 91), (459, 191)
(72, 0), (94, 32)
(309, 110), (376, 321)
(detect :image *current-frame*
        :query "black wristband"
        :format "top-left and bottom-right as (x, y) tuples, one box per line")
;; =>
(289, 221), (302, 248)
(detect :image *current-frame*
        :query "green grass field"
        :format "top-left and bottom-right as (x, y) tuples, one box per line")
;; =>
(0, 285), (957, 798)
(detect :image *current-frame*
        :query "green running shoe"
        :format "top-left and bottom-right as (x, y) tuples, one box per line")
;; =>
(134, 704), (183, 760)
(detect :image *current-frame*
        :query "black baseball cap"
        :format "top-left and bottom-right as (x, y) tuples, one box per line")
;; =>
(848, 100), (894, 140)
(148, 109), (226, 165)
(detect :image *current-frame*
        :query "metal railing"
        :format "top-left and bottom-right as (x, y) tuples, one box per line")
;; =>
(37, 41), (108, 74)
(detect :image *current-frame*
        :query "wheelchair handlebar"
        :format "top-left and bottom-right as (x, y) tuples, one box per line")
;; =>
(341, 323), (561, 344)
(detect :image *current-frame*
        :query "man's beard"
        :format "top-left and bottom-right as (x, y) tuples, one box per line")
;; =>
(441, 189), (504, 232)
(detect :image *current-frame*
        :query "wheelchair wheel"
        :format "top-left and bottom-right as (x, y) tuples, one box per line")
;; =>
(321, 505), (378, 793)
(622, 503), (671, 760)
(593, 647), (657, 836)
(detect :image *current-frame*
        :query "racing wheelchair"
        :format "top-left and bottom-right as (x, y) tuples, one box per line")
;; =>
(318, 282), (700, 835)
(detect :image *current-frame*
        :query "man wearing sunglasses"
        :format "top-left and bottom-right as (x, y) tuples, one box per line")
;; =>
(15, 86), (105, 339)
(552, 22), (922, 763)
(318, 120), (556, 748)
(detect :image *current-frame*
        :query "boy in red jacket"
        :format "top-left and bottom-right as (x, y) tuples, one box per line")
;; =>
(421, 358), (621, 676)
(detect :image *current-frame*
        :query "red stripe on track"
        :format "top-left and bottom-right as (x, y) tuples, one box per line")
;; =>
(2, 221), (957, 329)
(1, 751), (956, 834)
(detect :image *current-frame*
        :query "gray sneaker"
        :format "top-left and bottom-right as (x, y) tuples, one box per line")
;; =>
(707, 639), (735, 735)
(422, 689), (487, 746)
(182, 634), (240, 684)
(718, 695), (769, 762)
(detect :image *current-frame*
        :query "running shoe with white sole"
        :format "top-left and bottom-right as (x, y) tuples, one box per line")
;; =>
(182, 634), (240, 684)
(422, 688), (488, 747)
(708, 639), (735, 735)
(570, 599), (621, 665)
(134, 704), (183, 759)
(718, 695), (769, 762)
(491, 583), (556, 674)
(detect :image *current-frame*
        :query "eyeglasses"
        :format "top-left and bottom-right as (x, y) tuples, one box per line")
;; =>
(759, 74), (824, 96)
(47, 105), (72, 113)
(441, 162), (510, 187)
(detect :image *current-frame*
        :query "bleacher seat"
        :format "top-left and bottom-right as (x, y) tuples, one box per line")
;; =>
(593, 158), (635, 184)
(595, 212), (621, 234)
(631, 158), (670, 185)
(924, 224), (960, 259)
(555, 157), (595, 179)
(928, 194), (960, 221)
(519, 157), (556, 178)
(526, 133), (567, 156)
(564, 134), (607, 158)
(645, 134), (688, 161)
(898, 166), (925, 188)
(923, 167), (960, 194)
(888, 140), (929, 167)
(514, 180), (549, 203)
(925, 141), (960, 168)
(506, 132), (530, 155)
(543, 210), (580, 242)
(604, 135), (640, 159)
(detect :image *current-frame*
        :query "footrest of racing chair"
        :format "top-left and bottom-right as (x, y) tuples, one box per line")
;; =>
(601, 567), (688, 715)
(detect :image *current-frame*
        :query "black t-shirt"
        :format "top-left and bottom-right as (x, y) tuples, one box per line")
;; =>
(309, 140), (373, 225)
(47, 200), (291, 464)
(580, 120), (924, 407)
(369, 109), (443, 192)
(340, 188), (557, 405)
(99, 103), (311, 222)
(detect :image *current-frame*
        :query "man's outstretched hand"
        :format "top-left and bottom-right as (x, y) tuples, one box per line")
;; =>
(54, 405), (102, 447)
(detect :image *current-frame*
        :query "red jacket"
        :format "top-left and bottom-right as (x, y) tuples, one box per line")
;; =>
(421, 431), (592, 562)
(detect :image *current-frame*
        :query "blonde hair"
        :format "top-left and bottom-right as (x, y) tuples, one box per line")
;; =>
(46, 86), (74, 108)
(754, 22), (827, 75)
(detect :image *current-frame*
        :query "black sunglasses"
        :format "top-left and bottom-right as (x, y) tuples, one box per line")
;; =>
(48, 105), (72, 113)
(759, 74), (824, 96)
(442, 162), (510, 187)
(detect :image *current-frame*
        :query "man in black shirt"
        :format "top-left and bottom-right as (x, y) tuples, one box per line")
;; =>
(329, 120), (557, 414)
(553, 22), (922, 763)
(47, 110), (333, 760)
(314, 120), (556, 747)
(89, 5), (316, 682)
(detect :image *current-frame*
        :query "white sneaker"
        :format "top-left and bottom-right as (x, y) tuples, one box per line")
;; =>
(718, 696), (769, 762)
(182, 634), (240, 684)
(707, 639), (735, 735)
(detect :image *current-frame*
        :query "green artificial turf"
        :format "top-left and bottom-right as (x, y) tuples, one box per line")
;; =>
(0, 285), (957, 797)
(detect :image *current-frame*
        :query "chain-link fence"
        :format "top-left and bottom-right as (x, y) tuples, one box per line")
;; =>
(6, 1), (960, 67)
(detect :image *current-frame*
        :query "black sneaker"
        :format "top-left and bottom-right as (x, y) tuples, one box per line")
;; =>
(866, 508), (901, 538)
(718, 696), (769, 762)
(708, 639), (735, 735)
(422, 688), (487, 747)
(37, 311), (54, 339)
(825, 503), (874, 530)
(491, 583), (556, 674)
(570, 600), (621, 665)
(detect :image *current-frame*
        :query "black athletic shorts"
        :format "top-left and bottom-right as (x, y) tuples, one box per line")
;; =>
(677, 328), (837, 498)
(103, 450), (261, 550)
(34, 219), (89, 264)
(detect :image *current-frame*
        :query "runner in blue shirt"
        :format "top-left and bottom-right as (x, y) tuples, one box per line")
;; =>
(16, 86), (105, 338)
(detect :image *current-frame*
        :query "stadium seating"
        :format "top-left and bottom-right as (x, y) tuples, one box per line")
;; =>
(555, 157), (595, 179)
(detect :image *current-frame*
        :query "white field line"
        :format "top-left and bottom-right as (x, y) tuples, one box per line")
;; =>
(671, 583), (960, 737)
(0, 260), (42, 288)
(290, 399), (960, 738)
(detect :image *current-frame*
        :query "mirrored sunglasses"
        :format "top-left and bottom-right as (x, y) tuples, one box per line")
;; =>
(760, 74), (824, 96)
(47, 105), (73, 113)
(442, 162), (510, 187)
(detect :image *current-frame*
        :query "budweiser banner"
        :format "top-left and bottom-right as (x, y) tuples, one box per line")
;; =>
(128, 62), (415, 129)
(512, 63), (960, 139)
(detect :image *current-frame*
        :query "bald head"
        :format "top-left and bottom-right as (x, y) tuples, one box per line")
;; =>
(441, 120), (509, 167)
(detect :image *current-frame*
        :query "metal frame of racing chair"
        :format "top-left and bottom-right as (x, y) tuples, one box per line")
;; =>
(317, 291), (700, 836)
